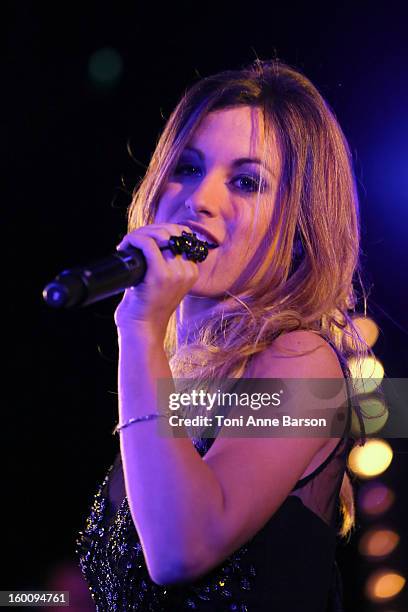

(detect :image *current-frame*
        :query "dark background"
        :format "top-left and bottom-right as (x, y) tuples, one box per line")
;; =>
(4, 1), (408, 610)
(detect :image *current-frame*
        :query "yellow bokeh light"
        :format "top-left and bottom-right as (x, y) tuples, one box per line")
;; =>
(352, 316), (380, 347)
(366, 569), (406, 601)
(351, 397), (389, 436)
(348, 438), (393, 478)
(359, 529), (400, 558)
(348, 356), (384, 394)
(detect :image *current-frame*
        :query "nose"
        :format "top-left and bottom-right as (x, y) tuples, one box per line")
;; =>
(184, 172), (223, 217)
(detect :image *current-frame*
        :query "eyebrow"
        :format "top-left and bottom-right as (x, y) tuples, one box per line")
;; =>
(182, 146), (277, 179)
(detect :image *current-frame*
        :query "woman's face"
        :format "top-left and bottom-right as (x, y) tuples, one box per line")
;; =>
(155, 105), (281, 297)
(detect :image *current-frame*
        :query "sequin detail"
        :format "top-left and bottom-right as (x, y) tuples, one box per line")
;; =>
(76, 440), (257, 611)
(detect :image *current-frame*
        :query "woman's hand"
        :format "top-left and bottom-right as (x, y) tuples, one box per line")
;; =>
(114, 223), (200, 337)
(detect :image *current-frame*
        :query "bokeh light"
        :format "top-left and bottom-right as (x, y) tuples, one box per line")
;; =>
(348, 356), (384, 394)
(348, 439), (393, 478)
(365, 569), (406, 601)
(358, 482), (396, 517)
(88, 47), (123, 86)
(359, 528), (400, 558)
(351, 397), (389, 436)
(351, 316), (380, 347)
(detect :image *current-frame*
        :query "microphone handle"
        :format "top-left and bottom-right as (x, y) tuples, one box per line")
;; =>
(42, 247), (147, 309)
(42, 231), (213, 309)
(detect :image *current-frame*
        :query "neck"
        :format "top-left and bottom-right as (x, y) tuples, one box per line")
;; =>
(176, 295), (220, 346)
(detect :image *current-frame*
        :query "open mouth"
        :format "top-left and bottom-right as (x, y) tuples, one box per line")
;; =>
(191, 232), (218, 249)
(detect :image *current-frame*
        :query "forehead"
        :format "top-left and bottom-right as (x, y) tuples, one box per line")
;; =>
(187, 106), (268, 157)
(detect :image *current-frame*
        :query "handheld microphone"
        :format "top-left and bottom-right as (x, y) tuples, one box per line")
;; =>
(42, 232), (215, 309)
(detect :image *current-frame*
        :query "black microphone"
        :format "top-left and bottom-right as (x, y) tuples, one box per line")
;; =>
(42, 232), (216, 309)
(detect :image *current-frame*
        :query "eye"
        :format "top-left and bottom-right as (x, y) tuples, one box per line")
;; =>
(171, 164), (267, 194)
(173, 163), (203, 178)
(231, 174), (267, 194)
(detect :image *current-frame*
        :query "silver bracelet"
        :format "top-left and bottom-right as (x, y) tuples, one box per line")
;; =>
(112, 413), (167, 435)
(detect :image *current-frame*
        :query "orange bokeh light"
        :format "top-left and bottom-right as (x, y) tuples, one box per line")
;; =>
(359, 529), (400, 558)
(365, 569), (406, 601)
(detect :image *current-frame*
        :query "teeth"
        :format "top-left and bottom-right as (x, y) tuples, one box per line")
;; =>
(193, 231), (216, 245)
(195, 232), (209, 242)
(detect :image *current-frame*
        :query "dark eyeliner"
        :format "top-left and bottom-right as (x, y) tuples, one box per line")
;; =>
(231, 174), (267, 193)
(173, 162), (202, 176)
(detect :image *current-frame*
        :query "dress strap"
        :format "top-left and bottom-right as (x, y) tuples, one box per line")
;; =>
(291, 334), (354, 491)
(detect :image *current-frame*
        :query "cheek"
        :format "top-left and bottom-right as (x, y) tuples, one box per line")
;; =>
(223, 213), (271, 266)
(153, 204), (166, 224)
(154, 184), (184, 223)
(226, 212), (258, 251)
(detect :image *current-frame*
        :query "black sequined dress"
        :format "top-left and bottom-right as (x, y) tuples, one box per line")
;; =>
(76, 340), (355, 611)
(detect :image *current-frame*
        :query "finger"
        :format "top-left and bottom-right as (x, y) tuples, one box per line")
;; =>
(164, 252), (200, 285)
(116, 228), (171, 252)
(116, 231), (177, 266)
(137, 223), (197, 237)
(174, 251), (200, 280)
(117, 234), (171, 281)
(122, 233), (198, 281)
(116, 224), (195, 251)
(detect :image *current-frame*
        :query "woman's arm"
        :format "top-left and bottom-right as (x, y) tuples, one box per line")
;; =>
(118, 326), (345, 586)
(117, 323), (226, 586)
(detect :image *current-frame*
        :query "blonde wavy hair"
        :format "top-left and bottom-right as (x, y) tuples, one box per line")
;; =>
(126, 59), (371, 538)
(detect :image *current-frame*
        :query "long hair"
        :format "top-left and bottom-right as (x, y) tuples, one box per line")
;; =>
(126, 58), (371, 537)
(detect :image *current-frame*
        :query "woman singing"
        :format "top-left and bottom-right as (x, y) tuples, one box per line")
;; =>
(76, 58), (368, 611)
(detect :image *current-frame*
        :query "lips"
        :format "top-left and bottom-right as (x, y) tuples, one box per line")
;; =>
(179, 221), (219, 248)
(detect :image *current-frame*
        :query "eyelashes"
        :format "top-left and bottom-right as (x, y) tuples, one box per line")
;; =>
(173, 164), (202, 177)
(234, 175), (266, 193)
(172, 163), (267, 194)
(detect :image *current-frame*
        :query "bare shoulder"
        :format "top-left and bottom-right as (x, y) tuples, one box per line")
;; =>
(194, 330), (346, 578)
(247, 329), (344, 379)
